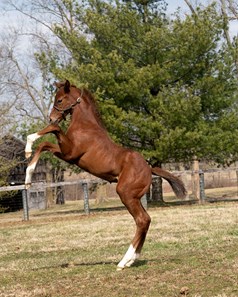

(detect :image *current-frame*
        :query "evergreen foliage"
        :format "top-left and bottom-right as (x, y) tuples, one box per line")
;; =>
(36, 0), (238, 166)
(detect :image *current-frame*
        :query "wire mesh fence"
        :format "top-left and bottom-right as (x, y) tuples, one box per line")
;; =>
(1, 168), (238, 221)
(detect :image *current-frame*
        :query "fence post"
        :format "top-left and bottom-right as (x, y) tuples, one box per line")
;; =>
(82, 182), (90, 215)
(22, 189), (29, 221)
(192, 157), (200, 200)
(236, 170), (238, 196)
(141, 194), (147, 210)
(199, 170), (205, 203)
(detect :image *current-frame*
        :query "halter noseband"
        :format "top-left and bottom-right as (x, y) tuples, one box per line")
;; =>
(53, 96), (82, 120)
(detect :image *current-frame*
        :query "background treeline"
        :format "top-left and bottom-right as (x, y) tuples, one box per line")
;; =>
(0, 0), (238, 186)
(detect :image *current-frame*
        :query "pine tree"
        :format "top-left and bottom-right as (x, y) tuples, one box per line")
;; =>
(35, 0), (238, 200)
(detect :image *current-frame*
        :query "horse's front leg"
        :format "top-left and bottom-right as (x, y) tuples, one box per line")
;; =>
(25, 141), (62, 188)
(25, 124), (61, 158)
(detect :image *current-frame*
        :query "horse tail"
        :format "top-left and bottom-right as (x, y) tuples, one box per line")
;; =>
(151, 167), (187, 199)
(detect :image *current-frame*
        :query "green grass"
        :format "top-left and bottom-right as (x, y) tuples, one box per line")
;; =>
(0, 200), (238, 297)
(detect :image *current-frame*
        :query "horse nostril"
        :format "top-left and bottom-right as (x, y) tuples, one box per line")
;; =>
(49, 118), (56, 124)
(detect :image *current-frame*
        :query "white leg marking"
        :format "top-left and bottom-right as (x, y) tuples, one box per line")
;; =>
(25, 133), (41, 158)
(117, 244), (140, 270)
(25, 161), (37, 187)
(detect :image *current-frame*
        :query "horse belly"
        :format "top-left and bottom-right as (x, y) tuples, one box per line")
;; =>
(77, 153), (119, 182)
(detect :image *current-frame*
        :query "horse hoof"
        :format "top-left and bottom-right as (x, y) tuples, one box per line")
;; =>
(116, 266), (124, 271)
(25, 151), (32, 159)
(25, 183), (31, 189)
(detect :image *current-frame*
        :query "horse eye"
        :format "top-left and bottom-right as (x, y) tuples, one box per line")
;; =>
(57, 99), (63, 104)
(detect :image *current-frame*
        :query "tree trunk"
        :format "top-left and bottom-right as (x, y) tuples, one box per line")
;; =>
(46, 168), (54, 208)
(192, 157), (200, 200)
(46, 163), (54, 208)
(56, 186), (65, 205)
(151, 176), (164, 203)
(53, 166), (65, 205)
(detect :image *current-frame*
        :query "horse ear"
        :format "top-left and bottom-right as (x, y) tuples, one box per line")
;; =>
(64, 80), (71, 93)
(54, 80), (71, 92)
(54, 81), (62, 89)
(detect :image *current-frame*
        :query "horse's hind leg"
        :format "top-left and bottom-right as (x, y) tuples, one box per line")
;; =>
(116, 196), (151, 270)
(25, 142), (61, 188)
(116, 171), (151, 270)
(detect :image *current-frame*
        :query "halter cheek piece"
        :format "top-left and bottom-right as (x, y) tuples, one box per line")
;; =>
(53, 96), (81, 120)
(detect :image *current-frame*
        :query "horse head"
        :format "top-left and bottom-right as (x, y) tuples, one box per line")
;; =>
(49, 80), (82, 123)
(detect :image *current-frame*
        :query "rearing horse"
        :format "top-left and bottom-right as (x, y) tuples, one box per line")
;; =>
(25, 80), (186, 270)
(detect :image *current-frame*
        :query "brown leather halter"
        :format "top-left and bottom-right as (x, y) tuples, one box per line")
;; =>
(53, 96), (82, 120)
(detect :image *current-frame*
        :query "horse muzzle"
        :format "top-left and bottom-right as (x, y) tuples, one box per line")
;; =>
(49, 117), (60, 125)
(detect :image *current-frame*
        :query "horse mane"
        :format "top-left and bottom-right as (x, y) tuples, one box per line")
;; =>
(55, 81), (106, 130)
(80, 87), (106, 130)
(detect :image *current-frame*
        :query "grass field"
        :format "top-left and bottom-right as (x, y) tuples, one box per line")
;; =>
(0, 199), (237, 297)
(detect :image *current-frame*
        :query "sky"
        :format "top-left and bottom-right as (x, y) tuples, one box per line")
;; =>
(0, 1), (237, 38)
(2, 1), (187, 29)
(0, 0), (237, 107)
(0, 0), (237, 58)
(167, 0), (238, 37)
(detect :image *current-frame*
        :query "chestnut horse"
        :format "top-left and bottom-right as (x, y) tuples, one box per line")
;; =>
(25, 80), (186, 270)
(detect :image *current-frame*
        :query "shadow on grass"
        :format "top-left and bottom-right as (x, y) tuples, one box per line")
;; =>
(32, 206), (126, 218)
(148, 198), (238, 207)
(33, 200), (200, 218)
(148, 200), (198, 208)
(32, 198), (238, 220)
(32, 259), (153, 271)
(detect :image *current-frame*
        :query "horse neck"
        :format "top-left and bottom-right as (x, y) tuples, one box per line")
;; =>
(70, 101), (103, 130)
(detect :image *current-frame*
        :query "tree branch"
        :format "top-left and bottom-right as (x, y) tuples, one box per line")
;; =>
(183, 0), (196, 14)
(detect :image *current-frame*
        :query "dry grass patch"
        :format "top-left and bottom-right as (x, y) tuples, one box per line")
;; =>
(0, 201), (237, 297)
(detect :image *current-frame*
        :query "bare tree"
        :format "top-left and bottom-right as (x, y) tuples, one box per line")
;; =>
(0, 0), (78, 125)
(183, 0), (196, 14)
(0, 104), (18, 189)
(219, 0), (238, 75)
(0, 29), (53, 124)
(0, 1), (75, 204)
(223, 0), (238, 19)
(183, 0), (238, 75)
